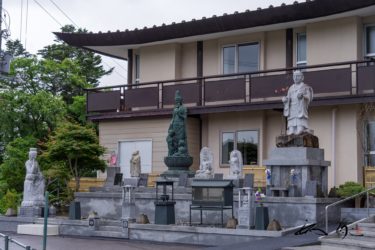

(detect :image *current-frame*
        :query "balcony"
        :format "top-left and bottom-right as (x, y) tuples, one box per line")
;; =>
(86, 60), (375, 121)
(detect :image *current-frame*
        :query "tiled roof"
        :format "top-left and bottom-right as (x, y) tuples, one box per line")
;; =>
(55, 0), (375, 47)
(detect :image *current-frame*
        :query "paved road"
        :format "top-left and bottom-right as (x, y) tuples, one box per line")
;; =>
(0, 233), (204, 250)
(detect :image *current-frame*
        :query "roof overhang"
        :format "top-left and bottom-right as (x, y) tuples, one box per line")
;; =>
(55, 0), (375, 60)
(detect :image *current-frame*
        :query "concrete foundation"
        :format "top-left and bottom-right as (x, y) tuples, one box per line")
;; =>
(17, 224), (59, 236)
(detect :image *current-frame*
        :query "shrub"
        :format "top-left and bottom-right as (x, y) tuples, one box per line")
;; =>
(336, 181), (365, 198)
(0, 189), (21, 214)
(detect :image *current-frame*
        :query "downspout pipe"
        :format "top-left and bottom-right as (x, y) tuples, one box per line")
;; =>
(331, 108), (337, 187)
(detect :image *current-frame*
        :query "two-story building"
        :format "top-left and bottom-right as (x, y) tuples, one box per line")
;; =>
(56, 0), (375, 189)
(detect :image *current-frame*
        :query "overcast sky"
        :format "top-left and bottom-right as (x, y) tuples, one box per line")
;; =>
(4, 0), (301, 86)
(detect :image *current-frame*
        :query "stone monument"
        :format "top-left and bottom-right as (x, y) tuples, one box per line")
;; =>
(130, 150), (141, 177)
(19, 148), (45, 217)
(195, 147), (214, 179)
(104, 151), (121, 187)
(262, 70), (333, 227)
(227, 150), (243, 179)
(162, 90), (194, 177)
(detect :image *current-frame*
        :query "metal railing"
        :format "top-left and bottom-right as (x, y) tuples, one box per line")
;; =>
(0, 233), (35, 250)
(325, 186), (375, 233)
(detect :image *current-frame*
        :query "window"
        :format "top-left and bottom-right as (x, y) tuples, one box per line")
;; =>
(365, 121), (375, 166)
(221, 130), (259, 165)
(222, 43), (259, 74)
(135, 54), (140, 83)
(296, 33), (307, 67)
(365, 25), (375, 57)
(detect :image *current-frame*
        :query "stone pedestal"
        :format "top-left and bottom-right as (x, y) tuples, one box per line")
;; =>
(18, 206), (42, 217)
(264, 147), (330, 197)
(276, 133), (319, 148)
(162, 156), (194, 178)
(255, 206), (269, 230)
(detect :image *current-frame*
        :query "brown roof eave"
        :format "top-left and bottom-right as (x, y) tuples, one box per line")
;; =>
(55, 0), (375, 48)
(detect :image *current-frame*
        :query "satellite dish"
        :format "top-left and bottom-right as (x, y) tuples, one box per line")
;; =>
(0, 52), (12, 74)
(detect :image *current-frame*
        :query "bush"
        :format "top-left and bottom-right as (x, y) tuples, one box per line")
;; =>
(0, 189), (21, 214)
(336, 181), (365, 198)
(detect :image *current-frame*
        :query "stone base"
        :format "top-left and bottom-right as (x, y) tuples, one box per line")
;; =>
(17, 224), (59, 236)
(161, 169), (195, 178)
(18, 206), (43, 217)
(263, 197), (341, 227)
(162, 156), (194, 177)
(276, 133), (319, 148)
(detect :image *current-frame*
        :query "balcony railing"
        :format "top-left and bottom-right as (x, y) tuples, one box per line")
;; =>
(86, 60), (375, 117)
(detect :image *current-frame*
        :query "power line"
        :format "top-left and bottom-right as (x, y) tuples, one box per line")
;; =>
(103, 60), (127, 81)
(33, 0), (62, 27)
(20, 0), (23, 41)
(110, 58), (128, 73)
(24, 0), (29, 49)
(48, 0), (79, 29)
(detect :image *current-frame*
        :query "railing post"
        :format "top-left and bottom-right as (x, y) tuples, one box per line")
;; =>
(325, 206), (328, 234)
(4, 235), (8, 250)
(25, 246), (31, 250)
(367, 190), (370, 218)
(43, 191), (49, 250)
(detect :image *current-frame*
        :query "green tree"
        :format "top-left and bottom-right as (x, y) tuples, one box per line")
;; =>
(42, 122), (106, 191)
(0, 90), (66, 146)
(5, 39), (30, 58)
(0, 136), (37, 194)
(39, 25), (112, 87)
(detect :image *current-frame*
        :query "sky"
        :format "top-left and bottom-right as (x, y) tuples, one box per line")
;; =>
(3, 0), (301, 86)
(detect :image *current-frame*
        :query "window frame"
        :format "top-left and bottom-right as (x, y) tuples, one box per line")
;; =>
(221, 42), (260, 74)
(134, 54), (140, 84)
(364, 120), (375, 166)
(296, 32), (307, 67)
(364, 24), (375, 58)
(220, 129), (259, 167)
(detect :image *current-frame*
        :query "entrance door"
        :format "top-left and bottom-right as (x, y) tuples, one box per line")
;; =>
(118, 140), (152, 178)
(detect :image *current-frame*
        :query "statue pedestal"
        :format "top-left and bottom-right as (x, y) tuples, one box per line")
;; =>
(18, 206), (43, 217)
(264, 147), (330, 197)
(162, 156), (194, 177)
(276, 133), (319, 148)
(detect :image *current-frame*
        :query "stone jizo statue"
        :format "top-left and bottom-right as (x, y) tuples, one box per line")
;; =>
(282, 70), (313, 135)
(130, 150), (141, 177)
(195, 147), (214, 178)
(228, 150), (243, 179)
(21, 148), (45, 207)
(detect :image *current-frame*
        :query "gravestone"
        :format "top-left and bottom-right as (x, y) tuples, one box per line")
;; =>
(138, 174), (149, 187)
(114, 173), (123, 186)
(244, 174), (254, 188)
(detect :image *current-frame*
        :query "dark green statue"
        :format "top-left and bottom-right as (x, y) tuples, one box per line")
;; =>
(167, 90), (188, 157)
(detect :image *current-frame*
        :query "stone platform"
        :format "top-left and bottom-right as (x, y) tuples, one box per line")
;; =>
(276, 133), (319, 148)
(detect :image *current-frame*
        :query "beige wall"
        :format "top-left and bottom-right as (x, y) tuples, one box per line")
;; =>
(99, 117), (200, 174)
(180, 42), (196, 78)
(204, 105), (360, 188)
(265, 30), (286, 70)
(307, 17), (360, 64)
(138, 44), (180, 82)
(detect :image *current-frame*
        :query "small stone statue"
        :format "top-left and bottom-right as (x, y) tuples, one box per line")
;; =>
(195, 147), (214, 178)
(166, 90), (189, 157)
(21, 148), (45, 207)
(282, 70), (313, 135)
(130, 150), (141, 177)
(228, 150), (243, 179)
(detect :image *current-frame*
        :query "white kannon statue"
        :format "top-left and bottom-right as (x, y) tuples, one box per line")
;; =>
(130, 150), (141, 177)
(282, 70), (313, 135)
(21, 148), (45, 207)
(228, 150), (243, 179)
(195, 147), (214, 178)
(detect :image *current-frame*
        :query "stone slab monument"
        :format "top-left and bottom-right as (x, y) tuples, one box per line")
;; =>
(104, 151), (121, 187)
(19, 148), (45, 217)
(162, 90), (194, 177)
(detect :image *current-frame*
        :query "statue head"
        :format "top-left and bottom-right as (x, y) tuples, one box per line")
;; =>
(175, 90), (182, 106)
(29, 148), (37, 160)
(293, 70), (304, 84)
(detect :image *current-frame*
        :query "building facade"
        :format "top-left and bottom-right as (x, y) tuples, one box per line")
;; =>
(57, 0), (375, 188)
